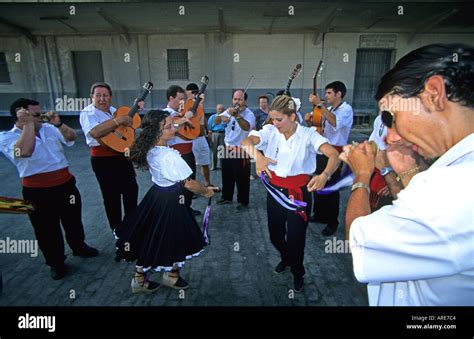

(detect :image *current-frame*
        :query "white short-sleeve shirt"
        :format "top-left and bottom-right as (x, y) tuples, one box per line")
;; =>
(164, 106), (193, 146)
(369, 115), (387, 151)
(0, 124), (74, 178)
(147, 146), (193, 187)
(248, 124), (328, 177)
(350, 134), (474, 306)
(224, 108), (256, 146)
(323, 102), (353, 146)
(79, 103), (117, 147)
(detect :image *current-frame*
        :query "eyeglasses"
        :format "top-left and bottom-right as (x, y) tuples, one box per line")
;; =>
(381, 110), (395, 128)
(231, 121), (236, 131)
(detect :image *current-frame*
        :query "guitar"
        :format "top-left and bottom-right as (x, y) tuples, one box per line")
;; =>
(99, 82), (153, 153)
(264, 64), (302, 125)
(311, 60), (324, 134)
(284, 63), (302, 96)
(176, 75), (209, 141)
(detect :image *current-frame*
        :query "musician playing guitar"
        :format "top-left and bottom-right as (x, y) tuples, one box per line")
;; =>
(164, 85), (201, 216)
(80, 82), (143, 232)
(186, 83), (215, 189)
(305, 81), (354, 236)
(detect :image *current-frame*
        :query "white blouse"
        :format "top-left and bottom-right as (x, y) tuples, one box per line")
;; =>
(147, 146), (192, 187)
(248, 124), (329, 177)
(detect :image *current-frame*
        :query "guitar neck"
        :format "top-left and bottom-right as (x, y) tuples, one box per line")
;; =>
(189, 82), (207, 114)
(284, 79), (292, 96)
(127, 89), (150, 117)
(190, 96), (202, 114)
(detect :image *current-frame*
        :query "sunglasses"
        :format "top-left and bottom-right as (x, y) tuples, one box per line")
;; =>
(231, 120), (236, 131)
(381, 110), (395, 128)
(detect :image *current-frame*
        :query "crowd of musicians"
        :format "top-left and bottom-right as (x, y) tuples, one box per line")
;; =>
(0, 43), (472, 305)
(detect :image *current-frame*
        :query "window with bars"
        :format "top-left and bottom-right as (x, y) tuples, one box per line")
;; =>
(0, 53), (11, 83)
(353, 49), (393, 110)
(167, 49), (189, 80)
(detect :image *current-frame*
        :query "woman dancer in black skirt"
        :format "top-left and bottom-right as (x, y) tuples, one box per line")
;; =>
(115, 110), (215, 293)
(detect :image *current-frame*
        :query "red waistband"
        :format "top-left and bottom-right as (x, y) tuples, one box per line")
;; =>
(269, 171), (310, 189)
(91, 145), (121, 157)
(22, 167), (73, 188)
(170, 143), (193, 155)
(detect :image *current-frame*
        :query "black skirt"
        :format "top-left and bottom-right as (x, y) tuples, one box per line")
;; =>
(114, 182), (205, 271)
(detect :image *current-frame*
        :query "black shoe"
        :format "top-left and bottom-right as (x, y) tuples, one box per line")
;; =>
(274, 261), (287, 274)
(174, 276), (189, 289)
(73, 245), (99, 258)
(321, 224), (338, 236)
(216, 199), (231, 205)
(50, 265), (67, 280)
(236, 203), (248, 210)
(293, 277), (304, 293)
(191, 208), (201, 216)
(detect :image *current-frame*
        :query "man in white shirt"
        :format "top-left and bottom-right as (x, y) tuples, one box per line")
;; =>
(80, 83), (142, 233)
(343, 43), (474, 306)
(163, 85), (202, 216)
(306, 81), (353, 236)
(213, 90), (256, 209)
(0, 98), (98, 280)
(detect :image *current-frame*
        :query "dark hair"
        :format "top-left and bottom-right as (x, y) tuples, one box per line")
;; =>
(9, 98), (39, 121)
(269, 95), (296, 116)
(325, 81), (347, 99)
(258, 95), (269, 103)
(186, 83), (199, 92)
(232, 90), (248, 101)
(129, 110), (169, 170)
(166, 85), (185, 102)
(375, 43), (473, 108)
(90, 82), (112, 96)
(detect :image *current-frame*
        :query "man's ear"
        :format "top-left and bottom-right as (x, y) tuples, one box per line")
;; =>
(421, 75), (447, 112)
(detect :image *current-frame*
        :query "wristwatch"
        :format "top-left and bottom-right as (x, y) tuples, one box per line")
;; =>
(351, 182), (370, 194)
(380, 166), (393, 177)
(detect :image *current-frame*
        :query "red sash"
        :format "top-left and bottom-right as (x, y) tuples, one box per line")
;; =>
(170, 143), (193, 155)
(369, 168), (387, 210)
(91, 145), (121, 157)
(269, 171), (310, 222)
(22, 167), (73, 188)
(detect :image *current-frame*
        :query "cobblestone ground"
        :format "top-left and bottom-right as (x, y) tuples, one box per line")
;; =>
(0, 131), (369, 306)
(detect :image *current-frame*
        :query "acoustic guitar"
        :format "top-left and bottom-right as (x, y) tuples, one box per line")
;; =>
(310, 60), (324, 134)
(99, 82), (153, 153)
(264, 64), (302, 125)
(176, 75), (209, 141)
